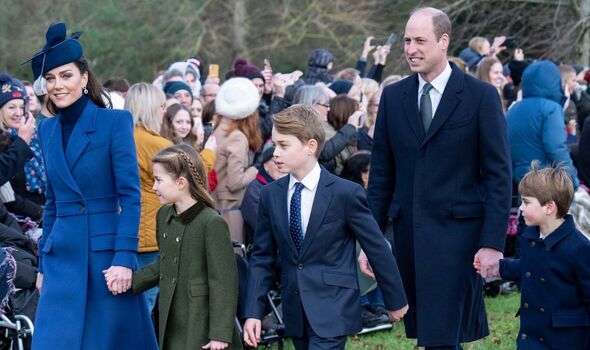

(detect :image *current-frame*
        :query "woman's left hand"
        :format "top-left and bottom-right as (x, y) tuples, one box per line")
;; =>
(202, 340), (228, 350)
(102, 266), (132, 295)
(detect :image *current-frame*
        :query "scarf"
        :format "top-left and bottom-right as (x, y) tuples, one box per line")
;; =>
(9, 128), (46, 193)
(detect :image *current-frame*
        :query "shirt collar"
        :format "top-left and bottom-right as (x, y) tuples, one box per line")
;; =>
(289, 162), (321, 192)
(418, 62), (452, 95)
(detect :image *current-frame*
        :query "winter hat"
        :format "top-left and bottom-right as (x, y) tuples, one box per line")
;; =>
(233, 58), (265, 82)
(0, 74), (26, 109)
(308, 48), (335, 68)
(584, 70), (590, 83)
(572, 64), (585, 75)
(260, 144), (276, 165)
(329, 80), (353, 95)
(163, 81), (193, 99)
(28, 22), (83, 80)
(215, 77), (259, 120)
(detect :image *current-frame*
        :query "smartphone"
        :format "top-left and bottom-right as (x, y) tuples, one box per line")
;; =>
(264, 58), (270, 67)
(358, 112), (366, 127)
(503, 37), (519, 49)
(208, 64), (219, 79)
(385, 33), (397, 47)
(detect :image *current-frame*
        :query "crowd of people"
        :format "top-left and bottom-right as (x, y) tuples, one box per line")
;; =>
(1, 5), (590, 350)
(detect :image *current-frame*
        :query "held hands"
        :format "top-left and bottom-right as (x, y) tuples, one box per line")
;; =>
(202, 340), (228, 350)
(243, 318), (262, 348)
(473, 247), (503, 278)
(102, 266), (133, 295)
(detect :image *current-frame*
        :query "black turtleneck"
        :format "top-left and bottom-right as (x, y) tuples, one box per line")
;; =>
(60, 94), (89, 151)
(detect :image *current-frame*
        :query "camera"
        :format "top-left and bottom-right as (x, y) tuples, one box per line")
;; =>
(503, 37), (519, 49)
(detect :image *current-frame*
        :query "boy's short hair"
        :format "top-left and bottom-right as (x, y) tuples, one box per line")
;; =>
(272, 104), (326, 157)
(518, 161), (574, 218)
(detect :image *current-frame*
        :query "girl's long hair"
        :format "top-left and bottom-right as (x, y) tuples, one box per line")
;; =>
(152, 143), (214, 208)
(161, 103), (198, 147)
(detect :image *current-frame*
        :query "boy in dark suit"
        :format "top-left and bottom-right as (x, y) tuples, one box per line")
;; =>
(486, 163), (590, 349)
(243, 104), (408, 350)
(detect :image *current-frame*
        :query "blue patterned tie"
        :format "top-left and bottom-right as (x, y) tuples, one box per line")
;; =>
(290, 182), (305, 252)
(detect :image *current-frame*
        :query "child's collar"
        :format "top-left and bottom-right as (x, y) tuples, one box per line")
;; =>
(522, 215), (575, 250)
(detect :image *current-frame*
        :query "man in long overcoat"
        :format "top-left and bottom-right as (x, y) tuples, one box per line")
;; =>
(364, 7), (512, 349)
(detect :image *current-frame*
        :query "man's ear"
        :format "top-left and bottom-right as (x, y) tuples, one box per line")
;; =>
(545, 201), (558, 216)
(439, 33), (450, 50)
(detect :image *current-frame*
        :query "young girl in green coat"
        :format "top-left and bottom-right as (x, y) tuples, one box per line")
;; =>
(106, 144), (242, 350)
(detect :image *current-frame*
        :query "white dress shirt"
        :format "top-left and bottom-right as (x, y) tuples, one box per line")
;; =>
(287, 162), (321, 237)
(417, 62), (453, 119)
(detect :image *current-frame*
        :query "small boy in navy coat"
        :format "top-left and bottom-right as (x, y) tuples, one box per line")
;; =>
(243, 105), (408, 350)
(489, 163), (590, 349)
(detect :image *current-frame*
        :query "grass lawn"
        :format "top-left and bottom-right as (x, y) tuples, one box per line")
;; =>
(265, 292), (521, 349)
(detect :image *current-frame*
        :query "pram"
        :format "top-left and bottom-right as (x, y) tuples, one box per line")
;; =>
(0, 248), (34, 350)
(232, 241), (286, 349)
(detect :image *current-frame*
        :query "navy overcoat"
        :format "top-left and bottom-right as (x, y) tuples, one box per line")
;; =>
(367, 63), (512, 346)
(32, 101), (157, 350)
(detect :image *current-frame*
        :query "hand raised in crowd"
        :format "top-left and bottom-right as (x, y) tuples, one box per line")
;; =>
(358, 249), (375, 280)
(347, 111), (364, 129)
(272, 71), (303, 98)
(102, 265), (133, 295)
(201, 340), (229, 350)
(315, 82), (337, 100)
(204, 135), (217, 154)
(388, 304), (409, 323)
(18, 112), (36, 145)
(514, 48), (525, 61)
(262, 59), (273, 94)
(473, 247), (503, 278)
(243, 318), (262, 348)
(361, 36), (376, 60)
(372, 45), (391, 65)
(567, 119), (577, 137)
(491, 36), (507, 56)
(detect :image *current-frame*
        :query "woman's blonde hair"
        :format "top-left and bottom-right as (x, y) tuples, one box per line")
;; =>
(152, 143), (214, 208)
(125, 82), (166, 134)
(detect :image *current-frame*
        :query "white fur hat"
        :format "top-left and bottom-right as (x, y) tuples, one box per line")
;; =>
(215, 77), (260, 120)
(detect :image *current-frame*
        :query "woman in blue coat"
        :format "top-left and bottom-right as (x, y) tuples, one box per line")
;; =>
(29, 23), (158, 350)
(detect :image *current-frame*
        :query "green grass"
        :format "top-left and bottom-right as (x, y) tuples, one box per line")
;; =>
(265, 293), (521, 349)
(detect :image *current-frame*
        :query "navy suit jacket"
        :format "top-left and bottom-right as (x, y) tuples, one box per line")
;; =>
(367, 63), (512, 345)
(245, 167), (407, 338)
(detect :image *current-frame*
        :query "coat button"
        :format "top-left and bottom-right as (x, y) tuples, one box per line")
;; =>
(539, 277), (546, 283)
(525, 272), (531, 278)
(80, 203), (86, 212)
(173, 257), (178, 264)
(530, 241), (536, 247)
(521, 333), (527, 340)
(540, 308), (545, 313)
(523, 303), (529, 309)
(163, 233), (168, 239)
(297, 264), (303, 270)
(294, 288), (299, 295)
(176, 237), (181, 243)
(539, 337), (544, 342)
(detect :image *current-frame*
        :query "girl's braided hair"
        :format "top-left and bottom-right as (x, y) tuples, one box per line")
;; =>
(152, 143), (214, 208)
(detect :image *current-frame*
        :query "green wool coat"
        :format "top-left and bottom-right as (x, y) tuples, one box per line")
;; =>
(132, 202), (243, 350)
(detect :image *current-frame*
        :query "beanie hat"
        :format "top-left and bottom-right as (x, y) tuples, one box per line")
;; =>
(163, 81), (193, 99)
(585, 70), (590, 83)
(233, 58), (265, 82)
(215, 77), (259, 120)
(0, 73), (26, 109)
(28, 22), (84, 80)
(329, 80), (353, 95)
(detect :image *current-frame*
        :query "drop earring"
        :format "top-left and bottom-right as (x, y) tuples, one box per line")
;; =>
(83, 86), (88, 95)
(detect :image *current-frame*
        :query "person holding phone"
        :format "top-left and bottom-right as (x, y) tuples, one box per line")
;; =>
(0, 73), (45, 220)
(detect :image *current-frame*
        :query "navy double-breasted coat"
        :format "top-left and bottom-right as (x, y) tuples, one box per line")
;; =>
(367, 63), (512, 346)
(32, 101), (157, 350)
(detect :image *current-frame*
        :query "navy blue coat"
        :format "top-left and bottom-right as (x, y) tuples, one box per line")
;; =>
(245, 167), (407, 338)
(500, 216), (590, 349)
(33, 102), (157, 350)
(367, 63), (512, 346)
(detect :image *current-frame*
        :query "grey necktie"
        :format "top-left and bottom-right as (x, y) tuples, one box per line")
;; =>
(420, 83), (434, 132)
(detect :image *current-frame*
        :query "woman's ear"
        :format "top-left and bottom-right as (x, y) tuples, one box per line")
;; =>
(177, 176), (188, 191)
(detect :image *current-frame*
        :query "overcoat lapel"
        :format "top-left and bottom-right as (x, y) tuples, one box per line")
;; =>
(402, 75), (425, 142)
(422, 66), (464, 145)
(300, 169), (333, 257)
(46, 117), (83, 196)
(65, 102), (97, 170)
